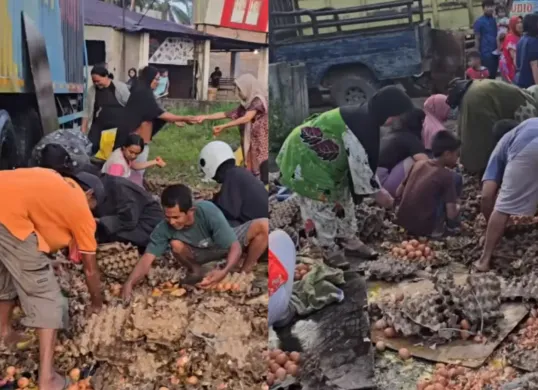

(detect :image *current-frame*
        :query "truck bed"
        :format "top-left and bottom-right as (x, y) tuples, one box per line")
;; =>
(0, 0), (84, 94)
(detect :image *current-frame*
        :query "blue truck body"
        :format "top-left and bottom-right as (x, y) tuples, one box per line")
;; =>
(272, 26), (425, 89)
(270, 0), (432, 106)
(0, 0), (85, 123)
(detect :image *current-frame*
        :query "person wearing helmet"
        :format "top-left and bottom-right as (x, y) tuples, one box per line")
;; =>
(199, 141), (268, 226)
(276, 86), (413, 259)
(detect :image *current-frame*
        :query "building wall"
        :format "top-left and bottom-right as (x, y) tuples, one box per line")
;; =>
(84, 25), (150, 81)
(210, 52), (260, 78)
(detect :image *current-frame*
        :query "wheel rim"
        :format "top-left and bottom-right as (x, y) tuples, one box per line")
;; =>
(345, 87), (367, 104)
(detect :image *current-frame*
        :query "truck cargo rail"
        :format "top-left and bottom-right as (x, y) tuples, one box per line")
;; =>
(270, 0), (425, 44)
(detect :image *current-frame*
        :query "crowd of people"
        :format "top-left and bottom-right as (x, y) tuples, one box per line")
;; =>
(0, 65), (269, 390)
(470, 0), (538, 88)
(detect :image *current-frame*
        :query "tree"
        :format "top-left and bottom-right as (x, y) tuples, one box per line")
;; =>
(99, 0), (192, 24)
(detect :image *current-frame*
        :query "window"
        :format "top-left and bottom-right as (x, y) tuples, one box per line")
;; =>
(86, 40), (106, 66)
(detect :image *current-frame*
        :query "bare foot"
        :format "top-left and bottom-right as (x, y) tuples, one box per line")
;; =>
(472, 259), (490, 272)
(39, 371), (66, 390)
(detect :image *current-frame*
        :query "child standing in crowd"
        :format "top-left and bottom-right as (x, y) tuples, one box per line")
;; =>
(466, 51), (490, 79)
(395, 131), (462, 237)
(473, 0), (498, 78)
(493, 5), (509, 55)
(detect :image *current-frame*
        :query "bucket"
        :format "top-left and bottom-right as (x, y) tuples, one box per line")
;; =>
(208, 87), (217, 101)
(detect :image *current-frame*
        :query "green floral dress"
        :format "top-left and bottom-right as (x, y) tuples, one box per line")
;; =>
(276, 108), (378, 203)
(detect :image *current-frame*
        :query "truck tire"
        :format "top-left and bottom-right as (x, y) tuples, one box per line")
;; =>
(330, 74), (379, 107)
(0, 110), (22, 170)
(12, 108), (42, 167)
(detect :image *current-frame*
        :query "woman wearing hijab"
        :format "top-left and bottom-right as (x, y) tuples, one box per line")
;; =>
(377, 108), (429, 197)
(82, 66), (130, 154)
(422, 94), (451, 150)
(500, 16), (523, 83)
(447, 77), (538, 174)
(276, 86), (414, 258)
(113, 66), (197, 185)
(126, 68), (138, 90)
(194, 74), (268, 178)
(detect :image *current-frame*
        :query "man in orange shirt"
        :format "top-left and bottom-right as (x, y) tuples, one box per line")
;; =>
(0, 168), (104, 390)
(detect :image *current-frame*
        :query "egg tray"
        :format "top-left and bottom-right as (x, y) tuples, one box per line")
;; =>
(401, 292), (459, 339)
(269, 194), (301, 231)
(205, 272), (256, 294)
(359, 257), (420, 282)
(502, 273), (538, 301)
(501, 372), (538, 390)
(355, 202), (387, 241)
(506, 347), (538, 373)
(147, 266), (185, 287)
(377, 300), (422, 337)
(457, 273), (503, 326)
(96, 242), (140, 281)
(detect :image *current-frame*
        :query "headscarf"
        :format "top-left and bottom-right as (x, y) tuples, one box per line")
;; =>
(235, 73), (268, 110)
(422, 94), (451, 149)
(446, 78), (473, 109)
(234, 74), (268, 169)
(137, 66), (159, 89)
(340, 86), (414, 172)
(398, 107), (426, 138)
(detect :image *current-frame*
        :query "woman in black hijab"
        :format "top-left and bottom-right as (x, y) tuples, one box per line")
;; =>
(276, 86), (414, 259)
(377, 107), (429, 196)
(113, 66), (197, 183)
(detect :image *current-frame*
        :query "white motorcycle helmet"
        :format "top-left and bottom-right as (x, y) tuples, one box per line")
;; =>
(199, 141), (236, 180)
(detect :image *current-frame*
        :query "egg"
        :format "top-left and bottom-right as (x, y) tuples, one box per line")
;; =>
(270, 362), (280, 373)
(398, 348), (411, 360)
(275, 353), (288, 366)
(269, 349), (281, 359)
(275, 367), (287, 381)
(69, 368), (81, 382)
(4, 367), (15, 377)
(266, 373), (275, 386)
(186, 376), (199, 385)
(374, 319), (387, 330)
(289, 351), (301, 362)
(287, 363), (299, 376)
(433, 384), (444, 390)
(375, 341), (386, 351)
(17, 377), (29, 388)
(409, 239), (419, 247)
(384, 327), (396, 338)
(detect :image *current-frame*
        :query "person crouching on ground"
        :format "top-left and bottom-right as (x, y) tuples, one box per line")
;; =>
(102, 134), (166, 186)
(474, 118), (538, 272)
(0, 168), (103, 390)
(276, 86), (414, 259)
(377, 107), (429, 197)
(269, 230), (297, 329)
(479, 119), (520, 223)
(396, 131), (462, 237)
(122, 184), (268, 300)
(199, 140), (268, 227)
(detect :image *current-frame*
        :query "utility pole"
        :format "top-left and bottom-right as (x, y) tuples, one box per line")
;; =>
(122, 0), (127, 80)
(130, 0), (136, 11)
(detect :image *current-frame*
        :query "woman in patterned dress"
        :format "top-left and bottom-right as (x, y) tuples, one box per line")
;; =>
(195, 74), (268, 179)
(276, 86), (414, 259)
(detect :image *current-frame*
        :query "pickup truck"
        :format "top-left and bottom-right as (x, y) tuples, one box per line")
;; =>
(270, 0), (433, 106)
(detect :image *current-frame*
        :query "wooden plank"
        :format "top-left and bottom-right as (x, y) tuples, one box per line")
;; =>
(269, 62), (309, 151)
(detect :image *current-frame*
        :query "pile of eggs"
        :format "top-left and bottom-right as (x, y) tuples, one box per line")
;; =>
(265, 349), (301, 386)
(391, 239), (435, 263)
(294, 263), (312, 281)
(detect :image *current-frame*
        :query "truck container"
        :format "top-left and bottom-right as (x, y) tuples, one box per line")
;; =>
(0, 0), (85, 168)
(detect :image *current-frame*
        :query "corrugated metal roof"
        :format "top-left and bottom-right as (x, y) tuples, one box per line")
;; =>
(83, 0), (267, 50)
(84, 0), (208, 38)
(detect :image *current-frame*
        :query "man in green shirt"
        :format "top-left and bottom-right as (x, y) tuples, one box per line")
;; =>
(122, 184), (267, 299)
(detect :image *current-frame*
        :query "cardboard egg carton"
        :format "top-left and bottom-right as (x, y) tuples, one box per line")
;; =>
(503, 273), (538, 301)
(360, 257), (419, 282)
(96, 242), (139, 280)
(269, 194), (300, 231)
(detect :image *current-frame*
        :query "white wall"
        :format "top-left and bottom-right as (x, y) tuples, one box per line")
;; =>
(84, 25), (150, 82)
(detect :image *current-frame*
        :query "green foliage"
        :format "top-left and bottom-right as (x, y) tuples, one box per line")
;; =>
(147, 103), (240, 184)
